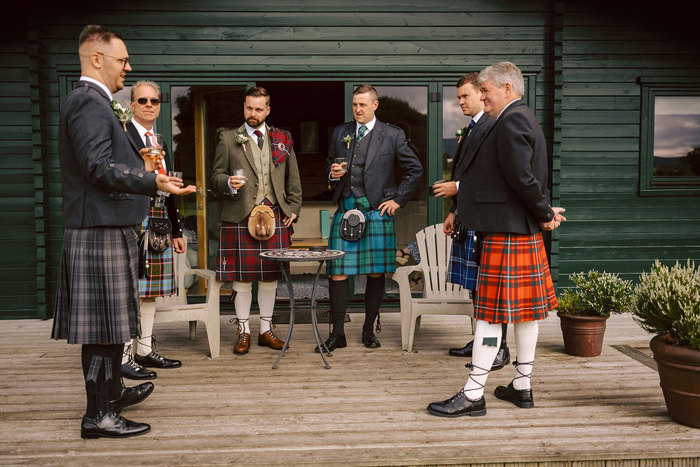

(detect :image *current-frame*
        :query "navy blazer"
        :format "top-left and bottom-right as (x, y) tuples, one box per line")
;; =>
(58, 81), (158, 228)
(126, 121), (182, 238)
(449, 114), (495, 213)
(457, 100), (554, 234)
(326, 120), (423, 209)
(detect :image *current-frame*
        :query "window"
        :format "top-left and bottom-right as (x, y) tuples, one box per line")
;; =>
(639, 79), (700, 195)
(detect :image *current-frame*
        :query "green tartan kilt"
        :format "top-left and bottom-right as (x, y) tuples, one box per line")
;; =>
(327, 195), (396, 276)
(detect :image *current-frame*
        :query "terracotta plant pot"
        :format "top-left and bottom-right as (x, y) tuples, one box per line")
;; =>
(649, 333), (700, 428)
(557, 311), (609, 357)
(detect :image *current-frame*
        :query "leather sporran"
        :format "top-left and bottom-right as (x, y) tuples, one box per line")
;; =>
(452, 211), (468, 244)
(248, 204), (276, 241)
(339, 209), (366, 242)
(147, 217), (172, 253)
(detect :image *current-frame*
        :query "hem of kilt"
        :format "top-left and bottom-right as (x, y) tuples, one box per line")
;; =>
(473, 309), (553, 323)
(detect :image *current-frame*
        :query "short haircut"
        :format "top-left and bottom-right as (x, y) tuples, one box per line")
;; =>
(478, 61), (524, 97)
(130, 81), (160, 101)
(353, 84), (379, 101)
(246, 86), (270, 106)
(456, 72), (480, 89)
(78, 24), (123, 48)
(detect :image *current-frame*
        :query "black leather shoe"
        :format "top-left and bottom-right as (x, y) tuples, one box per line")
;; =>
(135, 351), (182, 369)
(494, 381), (534, 408)
(362, 330), (381, 348)
(81, 411), (151, 439)
(121, 360), (157, 380)
(314, 334), (347, 353)
(491, 345), (511, 371)
(427, 390), (486, 417)
(111, 382), (154, 414)
(448, 340), (474, 357)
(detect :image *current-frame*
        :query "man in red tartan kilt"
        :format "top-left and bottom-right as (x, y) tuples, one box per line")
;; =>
(211, 87), (302, 355)
(428, 62), (566, 418)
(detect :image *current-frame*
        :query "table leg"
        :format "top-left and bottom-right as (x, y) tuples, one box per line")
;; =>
(310, 260), (331, 369)
(272, 264), (294, 369)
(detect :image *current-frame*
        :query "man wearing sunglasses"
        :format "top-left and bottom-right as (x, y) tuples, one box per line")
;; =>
(120, 81), (184, 380)
(51, 24), (195, 439)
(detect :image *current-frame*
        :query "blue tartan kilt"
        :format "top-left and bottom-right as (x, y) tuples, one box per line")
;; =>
(139, 205), (175, 298)
(327, 195), (396, 276)
(447, 229), (478, 291)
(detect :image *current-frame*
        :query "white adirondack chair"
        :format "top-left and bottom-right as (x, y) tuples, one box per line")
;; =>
(392, 223), (475, 352)
(154, 234), (223, 358)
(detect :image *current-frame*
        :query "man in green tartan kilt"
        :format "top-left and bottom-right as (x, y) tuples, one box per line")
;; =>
(320, 84), (423, 352)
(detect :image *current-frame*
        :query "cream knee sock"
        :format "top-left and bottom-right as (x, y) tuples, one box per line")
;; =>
(232, 281), (253, 334)
(513, 320), (538, 390)
(463, 320), (502, 400)
(137, 301), (156, 357)
(257, 281), (278, 334)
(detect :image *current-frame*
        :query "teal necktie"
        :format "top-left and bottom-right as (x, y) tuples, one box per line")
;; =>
(357, 124), (368, 141)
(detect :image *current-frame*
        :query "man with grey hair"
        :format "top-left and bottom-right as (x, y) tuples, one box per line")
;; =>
(428, 62), (566, 417)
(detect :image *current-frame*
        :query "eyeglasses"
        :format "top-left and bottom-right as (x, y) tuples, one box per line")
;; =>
(135, 97), (160, 105)
(96, 52), (130, 68)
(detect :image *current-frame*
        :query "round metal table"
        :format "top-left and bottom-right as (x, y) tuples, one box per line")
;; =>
(259, 248), (345, 369)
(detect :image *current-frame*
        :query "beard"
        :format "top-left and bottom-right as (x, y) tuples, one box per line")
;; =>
(246, 117), (263, 128)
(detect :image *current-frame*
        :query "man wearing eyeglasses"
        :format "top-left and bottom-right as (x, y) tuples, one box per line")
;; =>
(118, 81), (184, 380)
(51, 24), (195, 439)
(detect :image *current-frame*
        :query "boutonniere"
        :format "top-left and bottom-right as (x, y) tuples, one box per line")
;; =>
(455, 127), (466, 144)
(342, 133), (354, 149)
(235, 132), (249, 152)
(111, 101), (133, 132)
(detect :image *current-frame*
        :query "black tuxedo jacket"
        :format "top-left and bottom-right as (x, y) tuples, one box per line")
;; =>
(126, 122), (182, 238)
(326, 120), (423, 209)
(449, 114), (495, 213)
(58, 81), (158, 228)
(457, 100), (554, 234)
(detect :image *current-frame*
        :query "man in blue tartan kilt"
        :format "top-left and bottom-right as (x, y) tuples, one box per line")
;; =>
(320, 84), (423, 352)
(211, 87), (302, 355)
(433, 73), (510, 369)
(51, 25), (195, 439)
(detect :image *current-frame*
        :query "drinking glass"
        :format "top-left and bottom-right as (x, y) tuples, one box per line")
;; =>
(234, 169), (247, 185)
(334, 157), (347, 175)
(146, 133), (164, 157)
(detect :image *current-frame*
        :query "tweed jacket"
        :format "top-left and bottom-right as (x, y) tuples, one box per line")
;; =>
(58, 80), (158, 228)
(457, 100), (555, 234)
(326, 120), (423, 209)
(211, 124), (302, 224)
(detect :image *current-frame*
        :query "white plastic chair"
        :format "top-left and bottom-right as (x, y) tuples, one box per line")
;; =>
(154, 234), (223, 358)
(391, 223), (475, 352)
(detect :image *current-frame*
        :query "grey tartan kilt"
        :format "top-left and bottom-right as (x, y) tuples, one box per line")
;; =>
(51, 226), (141, 344)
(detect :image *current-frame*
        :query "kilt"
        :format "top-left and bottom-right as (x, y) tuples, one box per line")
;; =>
(327, 195), (396, 276)
(474, 232), (557, 323)
(139, 205), (175, 298)
(216, 201), (291, 282)
(447, 229), (478, 291)
(52, 226), (141, 344)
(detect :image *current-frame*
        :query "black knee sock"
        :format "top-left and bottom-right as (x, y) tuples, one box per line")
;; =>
(501, 323), (508, 348)
(363, 275), (385, 333)
(329, 278), (349, 336)
(82, 344), (112, 418)
(109, 344), (125, 401)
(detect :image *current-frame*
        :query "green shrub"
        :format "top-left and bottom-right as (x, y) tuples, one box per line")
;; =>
(558, 270), (633, 317)
(632, 260), (700, 350)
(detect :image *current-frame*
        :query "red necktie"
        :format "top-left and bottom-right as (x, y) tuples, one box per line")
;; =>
(254, 130), (264, 149)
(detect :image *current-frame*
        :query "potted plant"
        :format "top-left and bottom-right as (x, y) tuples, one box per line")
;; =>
(631, 260), (700, 428)
(557, 270), (633, 357)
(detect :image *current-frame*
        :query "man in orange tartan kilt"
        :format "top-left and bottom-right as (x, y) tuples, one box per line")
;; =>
(428, 62), (566, 417)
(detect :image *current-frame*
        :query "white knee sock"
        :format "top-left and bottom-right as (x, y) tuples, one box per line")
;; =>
(513, 320), (538, 390)
(122, 339), (134, 365)
(232, 281), (253, 334)
(257, 281), (278, 334)
(463, 320), (502, 400)
(137, 301), (156, 357)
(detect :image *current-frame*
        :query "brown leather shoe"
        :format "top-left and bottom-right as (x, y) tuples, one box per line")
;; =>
(234, 333), (250, 355)
(258, 330), (285, 350)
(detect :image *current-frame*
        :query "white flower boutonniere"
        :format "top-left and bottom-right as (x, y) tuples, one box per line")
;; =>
(342, 133), (355, 149)
(455, 127), (466, 144)
(111, 101), (133, 132)
(235, 132), (249, 152)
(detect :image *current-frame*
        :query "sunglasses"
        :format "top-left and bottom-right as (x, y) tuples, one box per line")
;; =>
(136, 97), (160, 105)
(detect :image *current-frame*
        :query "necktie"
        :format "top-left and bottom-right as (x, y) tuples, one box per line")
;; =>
(357, 124), (368, 141)
(254, 130), (264, 149)
(144, 131), (154, 147)
(467, 119), (476, 136)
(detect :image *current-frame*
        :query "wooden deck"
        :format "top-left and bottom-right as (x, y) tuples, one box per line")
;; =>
(1, 311), (699, 466)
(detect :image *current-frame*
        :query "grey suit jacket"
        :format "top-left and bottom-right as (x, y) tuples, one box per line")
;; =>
(58, 81), (158, 228)
(211, 124), (302, 224)
(326, 120), (423, 209)
(457, 100), (555, 234)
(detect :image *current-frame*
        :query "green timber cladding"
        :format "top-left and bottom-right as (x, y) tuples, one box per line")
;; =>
(1, 0), (698, 319)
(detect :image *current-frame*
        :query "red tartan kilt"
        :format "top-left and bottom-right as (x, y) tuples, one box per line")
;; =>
(474, 232), (557, 323)
(216, 203), (292, 282)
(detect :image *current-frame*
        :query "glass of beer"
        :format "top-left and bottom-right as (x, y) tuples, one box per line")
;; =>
(146, 133), (164, 157)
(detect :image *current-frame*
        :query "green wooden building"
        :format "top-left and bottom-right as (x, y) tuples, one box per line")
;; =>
(2, 0), (699, 319)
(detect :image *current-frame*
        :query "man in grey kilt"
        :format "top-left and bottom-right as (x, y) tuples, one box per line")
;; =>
(51, 25), (195, 439)
(319, 84), (423, 352)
